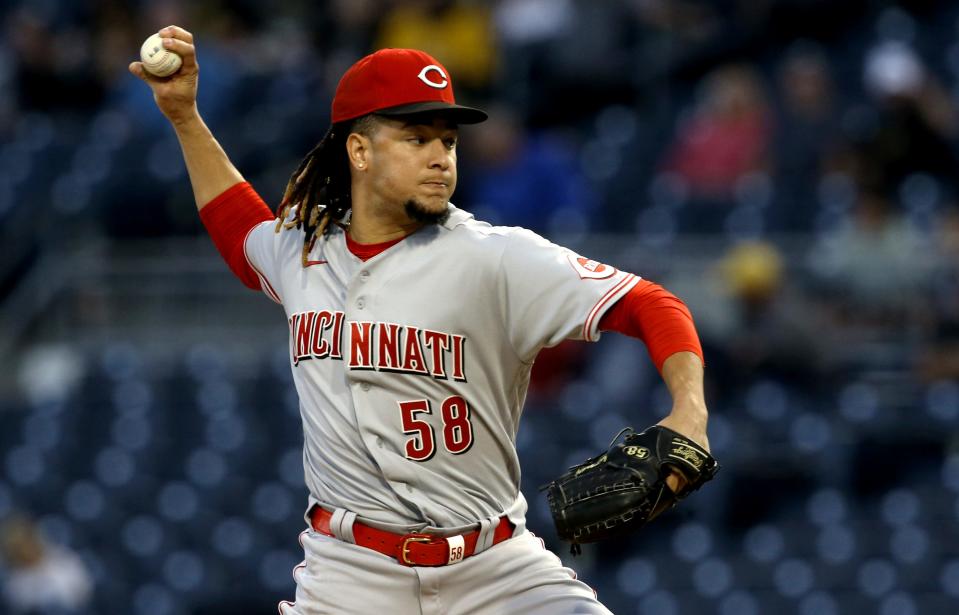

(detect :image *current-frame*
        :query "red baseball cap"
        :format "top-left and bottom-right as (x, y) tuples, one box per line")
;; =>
(331, 48), (488, 125)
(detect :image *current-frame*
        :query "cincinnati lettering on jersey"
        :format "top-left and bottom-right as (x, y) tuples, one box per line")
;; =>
(288, 310), (467, 382)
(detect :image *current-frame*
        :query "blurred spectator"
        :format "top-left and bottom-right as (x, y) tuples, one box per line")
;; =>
(8, 7), (107, 115)
(700, 241), (825, 393)
(629, 0), (724, 47)
(312, 0), (380, 76)
(494, 0), (574, 48)
(375, 0), (496, 96)
(808, 188), (932, 323)
(493, 0), (639, 124)
(773, 41), (840, 231)
(459, 105), (595, 233)
(1, 515), (92, 613)
(661, 64), (772, 225)
(856, 41), (959, 197)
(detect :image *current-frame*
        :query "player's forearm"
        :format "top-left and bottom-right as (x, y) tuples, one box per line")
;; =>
(662, 352), (707, 415)
(659, 351), (709, 448)
(171, 109), (245, 210)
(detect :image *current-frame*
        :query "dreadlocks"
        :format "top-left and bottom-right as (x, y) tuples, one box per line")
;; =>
(275, 114), (380, 266)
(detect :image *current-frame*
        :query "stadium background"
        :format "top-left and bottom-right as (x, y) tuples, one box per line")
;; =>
(2, 0), (959, 613)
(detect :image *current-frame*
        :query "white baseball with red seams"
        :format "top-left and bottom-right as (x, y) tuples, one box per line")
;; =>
(245, 205), (637, 613)
(139, 33), (182, 77)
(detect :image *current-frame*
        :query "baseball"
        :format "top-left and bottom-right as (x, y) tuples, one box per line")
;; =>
(140, 33), (182, 77)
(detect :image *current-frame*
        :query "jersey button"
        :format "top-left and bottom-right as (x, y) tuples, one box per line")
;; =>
(356, 297), (366, 309)
(359, 270), (370, 282)
(361, 383), (371, 392)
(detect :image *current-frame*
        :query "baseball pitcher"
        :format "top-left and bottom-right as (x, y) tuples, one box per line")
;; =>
(130, 26), (717, 615)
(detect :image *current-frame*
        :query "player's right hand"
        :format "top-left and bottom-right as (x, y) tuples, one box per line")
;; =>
(129, 25), (199, 126)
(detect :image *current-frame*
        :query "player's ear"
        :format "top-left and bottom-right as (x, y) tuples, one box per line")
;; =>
(346, 133), (371, 172)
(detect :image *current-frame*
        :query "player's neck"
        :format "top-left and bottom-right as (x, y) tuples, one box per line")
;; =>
(348, 195), (424, 244)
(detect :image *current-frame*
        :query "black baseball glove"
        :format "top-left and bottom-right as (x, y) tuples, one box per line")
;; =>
(542, 425), (719, 553)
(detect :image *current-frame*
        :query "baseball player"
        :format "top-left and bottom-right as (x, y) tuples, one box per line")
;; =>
(130, 26), (710, 614)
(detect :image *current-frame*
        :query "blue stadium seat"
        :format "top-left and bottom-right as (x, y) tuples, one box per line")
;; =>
(672, 522), (713, 562)
(940, 455), (959, 492)
(743, 524), (785, 564)
(122, 515), (167, 559)
(880, 487), (921, 526)
(806, 488), (848, 526)
(251, 481), (296, 524)
(837, 381), (880, 423)
(718, 589), (760, 615)
(789, 412), (833, 453)
(940, 558), (959, 597)
(133, 582), (180, 615)
(691, 556), (734, 598)
(258, 548), (300, 593)
(637, 588), (679, 615)
(797, 590), (840, 615)
(163, 549), (207, 593)
(157, 481), (200, 523)
(615, 556), (658, 597)
(210, 516), (257, 560)
(878, 590), (918, 615)
(925, 380), (959, 422)
(745, 380), (790, 422)
(95, 446), (137, 488)
(772, 557), (815, 598)
(21, 408), (62, 451)
(815, 524), (857, 565)
(856, 557), (898, 598)
(99, 343), (145, 382)
(185, 447), (228, 489)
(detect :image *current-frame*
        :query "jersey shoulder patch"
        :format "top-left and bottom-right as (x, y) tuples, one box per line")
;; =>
(566, 253), (617, 280)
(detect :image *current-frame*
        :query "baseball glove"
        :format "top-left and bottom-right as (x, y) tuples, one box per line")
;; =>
(542, 425), (719, 553)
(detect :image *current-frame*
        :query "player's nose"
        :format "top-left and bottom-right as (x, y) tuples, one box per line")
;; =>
(426, 140), (452, 170)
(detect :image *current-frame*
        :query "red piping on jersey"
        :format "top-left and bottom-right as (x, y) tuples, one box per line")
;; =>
(243, 224), (282, 304)
(198, 181), (274, 290)
(584, 273), (636, 342)
(345, 233), (405, 261)
(600, 279), (704, 373)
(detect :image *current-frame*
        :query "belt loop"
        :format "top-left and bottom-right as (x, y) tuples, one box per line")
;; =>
(473, 514), (500, 555)
(329, 508), (357, 544)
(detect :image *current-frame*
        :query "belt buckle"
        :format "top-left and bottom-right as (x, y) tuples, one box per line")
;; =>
(399, 533), (436, 566)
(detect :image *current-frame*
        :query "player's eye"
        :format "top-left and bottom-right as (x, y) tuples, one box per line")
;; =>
(444, 138), (457, 150)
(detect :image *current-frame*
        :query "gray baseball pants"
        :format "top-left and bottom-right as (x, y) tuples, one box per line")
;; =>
(278, 526), (612, 614)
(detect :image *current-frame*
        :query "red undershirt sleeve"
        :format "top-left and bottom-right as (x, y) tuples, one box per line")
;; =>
(198, 182), (275, 290)
(599, 278), (704, 374)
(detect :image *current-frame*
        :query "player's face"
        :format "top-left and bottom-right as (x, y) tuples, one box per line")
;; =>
(362, 116), (458, 220)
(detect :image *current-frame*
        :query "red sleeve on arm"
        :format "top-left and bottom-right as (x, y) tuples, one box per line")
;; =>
(599, 279), (704, 374)
(198, 182), (275, 290)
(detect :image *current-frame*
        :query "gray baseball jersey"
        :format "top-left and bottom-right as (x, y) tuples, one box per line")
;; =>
(244, 205), (640, 535)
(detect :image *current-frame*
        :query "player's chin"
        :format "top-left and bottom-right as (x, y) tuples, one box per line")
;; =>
(414, 190), (451, 210)
(404, 197), (450, 224)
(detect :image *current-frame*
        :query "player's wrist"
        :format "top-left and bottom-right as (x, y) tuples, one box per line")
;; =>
(168, 104), (203, 130)
(659, 400), (709, 452)
(666, 399), (708, 429)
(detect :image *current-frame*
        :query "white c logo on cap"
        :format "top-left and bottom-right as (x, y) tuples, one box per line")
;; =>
(417, 65), (449, 89)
